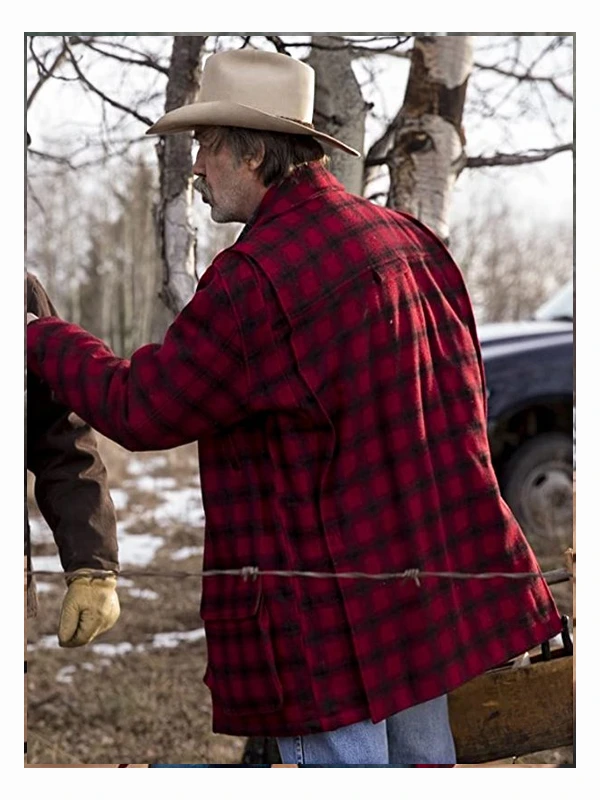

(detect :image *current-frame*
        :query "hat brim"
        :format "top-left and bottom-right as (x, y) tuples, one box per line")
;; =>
(146, 101), (361, 157)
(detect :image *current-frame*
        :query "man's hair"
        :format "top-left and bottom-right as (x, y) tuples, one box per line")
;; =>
(197, 126), (328, 186)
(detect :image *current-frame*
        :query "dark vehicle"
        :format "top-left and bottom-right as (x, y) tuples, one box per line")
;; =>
(479, 282), (574, 557)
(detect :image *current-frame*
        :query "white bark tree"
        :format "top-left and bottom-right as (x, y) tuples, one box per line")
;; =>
(307, 35), (367, 193)
(154, 36), (206, 315)
(385, 35), (473, 241)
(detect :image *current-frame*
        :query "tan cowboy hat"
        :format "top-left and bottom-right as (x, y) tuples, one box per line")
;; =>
(146, 49), (361, 157)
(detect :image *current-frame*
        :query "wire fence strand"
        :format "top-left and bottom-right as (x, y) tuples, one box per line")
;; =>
(27, 565), (573, 587)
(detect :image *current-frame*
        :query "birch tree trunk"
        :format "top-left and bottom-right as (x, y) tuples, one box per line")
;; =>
(155, 35), (206, 315)
(307, 36), (366, 193)
(387, 35), (473, 241)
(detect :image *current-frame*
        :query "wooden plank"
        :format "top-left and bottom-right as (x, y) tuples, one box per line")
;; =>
(449, 655), (573, 764)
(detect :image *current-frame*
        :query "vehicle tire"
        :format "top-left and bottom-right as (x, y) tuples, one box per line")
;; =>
(500, 432), (573, 559)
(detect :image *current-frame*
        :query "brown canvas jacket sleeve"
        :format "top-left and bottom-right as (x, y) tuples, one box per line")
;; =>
(26, 273), (119, 575)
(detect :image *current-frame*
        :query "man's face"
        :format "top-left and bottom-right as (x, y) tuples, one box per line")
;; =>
(192, 132), (265, 224)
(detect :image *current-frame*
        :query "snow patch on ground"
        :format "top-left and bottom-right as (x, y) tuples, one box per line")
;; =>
(150, 629), (206, 648)
(118, 533), (165, 567)
(30, 634), (59, 650)
(30, 628), (206, 655)
(91, 641), (136, 656)
(171, 546), (204, 561)
(126, 456), (168, 476)
(153, 488), (204, 526)
(110, 488), (129, 511)
(56, 665), (77, 684)
(130, 475), (178, 492)
(126, 587), (160, 600)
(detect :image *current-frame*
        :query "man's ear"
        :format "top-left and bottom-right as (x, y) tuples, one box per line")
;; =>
(246, 144), (265, 173)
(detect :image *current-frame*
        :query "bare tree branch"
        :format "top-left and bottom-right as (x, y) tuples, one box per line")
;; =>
(474, 61), (572, 102)
(466, 143), (572, 169)
(27, 36), (70, 109)
(27, 135), (150, 172)
(78, 39), (170, 76)
(261, 35), (411, 56)
(26, 176), (50, 218)
(265, 35), (291, 55)
(477, 35), (572, 117)
(26, 146), (76, 168)
(529, 72), (565, 140)
(63, 40), (155, 127)
(95, 38), (164, 55)
(367, 142), (573, 174)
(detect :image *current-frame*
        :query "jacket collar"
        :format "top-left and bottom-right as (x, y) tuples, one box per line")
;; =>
(238, 163), (344, 240)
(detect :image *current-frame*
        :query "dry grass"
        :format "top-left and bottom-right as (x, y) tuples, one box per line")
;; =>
(27, 645), (246, 765)
(26, 435), (573, 766)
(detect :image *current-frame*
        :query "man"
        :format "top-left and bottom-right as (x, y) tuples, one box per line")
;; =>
(26, 270), (120, 646)
(27, 49), (562, 764)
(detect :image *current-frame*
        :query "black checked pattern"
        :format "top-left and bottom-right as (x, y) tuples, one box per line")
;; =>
(28, 164), (562, 737)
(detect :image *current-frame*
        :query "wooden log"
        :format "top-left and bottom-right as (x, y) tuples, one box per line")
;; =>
(449, 654), (573, 764)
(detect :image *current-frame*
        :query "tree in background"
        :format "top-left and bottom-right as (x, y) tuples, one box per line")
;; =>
(78, 158), (168, 354)
(385, 35), (473, 242)
(154, 36), (206, 315)
(306, 35), (369, 195)
(450, 190), (573, 323)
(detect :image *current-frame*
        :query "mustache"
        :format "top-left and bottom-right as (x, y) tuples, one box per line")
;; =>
(193, 177), (208, 194)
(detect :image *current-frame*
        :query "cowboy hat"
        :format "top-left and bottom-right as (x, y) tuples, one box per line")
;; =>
(146, 49), (361, 157)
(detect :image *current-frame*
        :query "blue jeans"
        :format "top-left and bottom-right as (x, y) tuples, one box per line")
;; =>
(277, 694), (456, 766)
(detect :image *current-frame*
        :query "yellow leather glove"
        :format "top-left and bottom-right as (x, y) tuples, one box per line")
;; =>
(58, 569), (120, 648)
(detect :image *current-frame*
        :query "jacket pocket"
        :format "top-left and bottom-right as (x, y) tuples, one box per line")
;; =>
(201, 575), (284, 716)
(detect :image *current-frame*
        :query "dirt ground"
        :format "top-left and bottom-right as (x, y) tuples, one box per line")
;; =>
(26, 436), (573, 766)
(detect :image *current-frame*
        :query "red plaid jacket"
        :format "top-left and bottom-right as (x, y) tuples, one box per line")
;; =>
(28, 163), (561, 738)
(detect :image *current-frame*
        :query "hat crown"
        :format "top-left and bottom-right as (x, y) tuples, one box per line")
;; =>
(146, 49), (360, 157)
(199, 50), (315, 124)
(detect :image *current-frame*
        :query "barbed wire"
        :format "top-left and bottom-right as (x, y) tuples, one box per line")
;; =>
(27, 566), (572, 587)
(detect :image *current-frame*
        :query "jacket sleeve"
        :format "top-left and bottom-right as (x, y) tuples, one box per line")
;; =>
(27, 273), (119, 574)
(27, 257), (251, 453)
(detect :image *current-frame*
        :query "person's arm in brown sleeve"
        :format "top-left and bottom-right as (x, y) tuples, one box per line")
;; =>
(26, 272), (120, 646)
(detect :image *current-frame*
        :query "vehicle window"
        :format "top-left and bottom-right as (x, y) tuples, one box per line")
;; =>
(533, 281), (573, 321)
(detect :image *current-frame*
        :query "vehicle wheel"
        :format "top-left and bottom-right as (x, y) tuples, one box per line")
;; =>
(500, 432), (573, 559)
